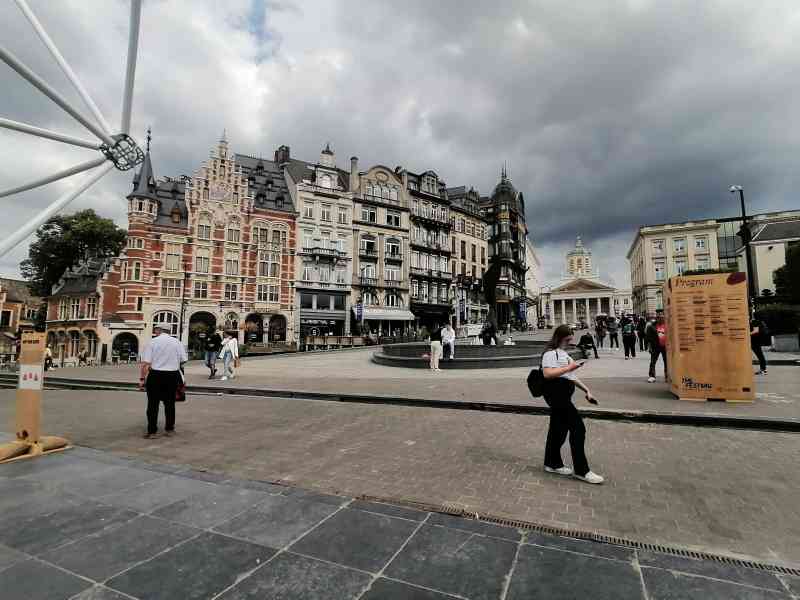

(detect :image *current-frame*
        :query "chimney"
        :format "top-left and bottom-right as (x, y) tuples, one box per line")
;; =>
(274, 145), (290, 165)
(350, 156), (358, 192)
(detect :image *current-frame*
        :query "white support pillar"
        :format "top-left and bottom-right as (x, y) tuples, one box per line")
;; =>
(572, 298), (577, 324)
(560, 299), (566, 325)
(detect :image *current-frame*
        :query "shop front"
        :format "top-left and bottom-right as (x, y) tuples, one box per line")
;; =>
(361, 308), (415, 337)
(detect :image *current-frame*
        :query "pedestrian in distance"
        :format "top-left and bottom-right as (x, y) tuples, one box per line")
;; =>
(595, 320), (606, 348)
(577, 331), (598, 359)
(205, 328), (223, 379)
(750, 316), (769, 375)
(429, 323), (443, 371)
(442, 323), (456, 360)
(44, 345), (53, 371)
(646, 311), (668, 383)
(621, 316), (637, 359)
(607, 316), (619, 349)
(540, 325), (604, 484)
(138, 324), (187, 439)
(636, 315), (647, 352)
(219, 330), (239, 381)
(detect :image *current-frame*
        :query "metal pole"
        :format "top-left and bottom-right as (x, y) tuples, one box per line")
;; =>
(738, 188), (756, 313)
(0, 44), (115, 146)
(0, 157), (107, 199)
(120, 0), (143, 135)
(14, 0), (113, 136)
(0, 162), (114, 259)
(0, 118), (102, 150)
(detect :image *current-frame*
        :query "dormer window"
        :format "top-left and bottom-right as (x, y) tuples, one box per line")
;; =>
(170, 206), (181, 224)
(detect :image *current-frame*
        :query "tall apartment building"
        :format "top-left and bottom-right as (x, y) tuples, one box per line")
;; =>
(627, 220), (720, 315)
(407, 170), (453, 328)
(481, 168), (528, 327)
(447, 186), (489, 327)
(349, 158), (414, 335)
(284, 144), (353, 339)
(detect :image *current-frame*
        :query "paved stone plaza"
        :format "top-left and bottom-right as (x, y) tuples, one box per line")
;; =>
(1, 444), (799, 600)
(48, 347), (800, 422)
(1, 387), (799, 567)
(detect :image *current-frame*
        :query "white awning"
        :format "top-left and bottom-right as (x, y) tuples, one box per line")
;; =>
(362, 309), (416, 321)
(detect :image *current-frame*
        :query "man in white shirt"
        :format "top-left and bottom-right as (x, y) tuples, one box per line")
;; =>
(138, 325), (188, 438)
(442, 323), (456, 360)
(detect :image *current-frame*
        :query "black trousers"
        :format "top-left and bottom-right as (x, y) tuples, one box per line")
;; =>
(145, 370), (179, 434)
(609, 333), (619, 348)
(752, 341), (767, 371)
(543, 381), (590, 476)
(649, 347), (667, 379)
(638, 334), (646, 351)
(623, 335), (637, 358)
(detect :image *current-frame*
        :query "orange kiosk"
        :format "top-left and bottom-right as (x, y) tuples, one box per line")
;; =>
(664, 272), (754, 402)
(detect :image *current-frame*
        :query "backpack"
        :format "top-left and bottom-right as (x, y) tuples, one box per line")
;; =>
(527, 365), (545, 398)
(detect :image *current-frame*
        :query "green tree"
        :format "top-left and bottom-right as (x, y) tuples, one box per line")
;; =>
(20, 209), (127, 296)
(773, 244), (800, 304)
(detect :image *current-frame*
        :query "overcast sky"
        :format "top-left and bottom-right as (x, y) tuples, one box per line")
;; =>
(2, 0), (799, 288)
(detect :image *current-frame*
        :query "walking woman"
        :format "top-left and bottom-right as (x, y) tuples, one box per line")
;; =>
(219, 330), (239, 381)
(541, 325), (604, 484)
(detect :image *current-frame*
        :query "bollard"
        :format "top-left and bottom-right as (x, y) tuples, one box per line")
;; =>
(0, 332), (69, 463)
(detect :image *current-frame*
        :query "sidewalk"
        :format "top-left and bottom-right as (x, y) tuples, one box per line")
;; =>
(1, 440), (797, 600)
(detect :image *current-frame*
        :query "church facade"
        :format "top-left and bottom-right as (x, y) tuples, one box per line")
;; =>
(540, 237), (631, 327)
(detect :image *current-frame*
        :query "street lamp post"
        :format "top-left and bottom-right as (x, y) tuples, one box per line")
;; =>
(178, 262), (190, 343)
(729, 185), (756, 314)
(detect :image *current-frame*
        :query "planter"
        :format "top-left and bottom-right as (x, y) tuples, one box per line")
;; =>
(772, 333), (800, 352)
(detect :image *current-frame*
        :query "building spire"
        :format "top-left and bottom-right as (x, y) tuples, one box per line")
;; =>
(221, 128), (227, 142)
(576, 235), (583, 248)
(145, 126), (152, 153)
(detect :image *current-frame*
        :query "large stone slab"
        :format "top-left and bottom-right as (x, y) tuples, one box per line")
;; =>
(0, 499), (138, 555)
(98, 474), (217, 513)
(41, 514), (198, 580)
(214, 494), (339, 548)
(360, 578), (460, 599)
(217, 552), (371, 599)
(0, 542), (27, 573)
(637, 550), (785, 592)
(426, 512), (522, 541)
(0, 558), (92, 600)
(641, 567), (791, 600)
(71, 586), (134, 600)
(291, 508), (419, 572)
(152, 484), (269, 529)
(385, 523), (518, 600)
(349, 499), (429, 522)
(507, 543), (644, 600)
(525, 531), (635, 562)
(107, 531), (274, 600)
(61, 465), (163, 498)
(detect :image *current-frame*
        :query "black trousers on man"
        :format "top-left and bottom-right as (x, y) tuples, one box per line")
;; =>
(609, 333), (619, 348)
(623, 335), (637, 358)
(649, 347), (667, 379)
(638, 333), (646, 351)
(145, 369), (179, 434)
(752, 340), (767, 372)
(543, 381), (590, 477)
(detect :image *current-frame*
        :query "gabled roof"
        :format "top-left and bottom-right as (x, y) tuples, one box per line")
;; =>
(751, 219), (800, 243)
(0, 278), (40, 304)
(235, 154), (296, 213)
(550, 278), (616, 293)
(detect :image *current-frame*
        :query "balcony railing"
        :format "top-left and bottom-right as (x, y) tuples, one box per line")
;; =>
(358, 276), (379, 287)
(255, 240), (283, 252)
(384, 252), (403, 262)
(359, 248), (379, 259)
(410, 208), (451, 227)
(409, 267), (452, 280)
(301, 246), (347, 259)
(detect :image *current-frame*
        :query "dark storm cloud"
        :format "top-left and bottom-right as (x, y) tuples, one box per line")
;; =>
(2, 1), (799, 285)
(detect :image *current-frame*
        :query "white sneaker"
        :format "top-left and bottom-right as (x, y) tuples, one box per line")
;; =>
(574, 471), (604, 485)
(647, 377), (655, 383)
(545, 466), (574, 476)
(221, 376), (228, 381)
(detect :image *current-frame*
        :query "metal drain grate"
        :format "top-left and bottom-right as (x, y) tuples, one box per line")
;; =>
(358, 494), (800, 577)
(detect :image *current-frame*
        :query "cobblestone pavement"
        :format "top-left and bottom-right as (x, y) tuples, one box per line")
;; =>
(2, 448), (798, 599)
(48, 349), (800, 421)
(2, 389), (798, 569)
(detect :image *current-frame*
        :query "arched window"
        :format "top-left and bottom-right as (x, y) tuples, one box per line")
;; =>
(252, 222), (269, 245)
(226, 219), (240, 243)
(132, 261), (142, 281)
(84, 331), (98, 357)
(153, 311), (179, 337)
(386, 293), (402, 308)
(224, 312), (238, 331)
(365, 183), (373, 197)
(202, 188), (209, 200)
(197, 215), (212, 240)
(381, 186), (389, 199)
(362, 291), (378, 306)
(389, 188), (398, 201)
(68, 331), (80, 357)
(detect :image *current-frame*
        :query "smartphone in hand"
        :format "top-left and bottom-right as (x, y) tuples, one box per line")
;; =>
(587, 395), (598, 405)
(574, 360), (586, 368)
